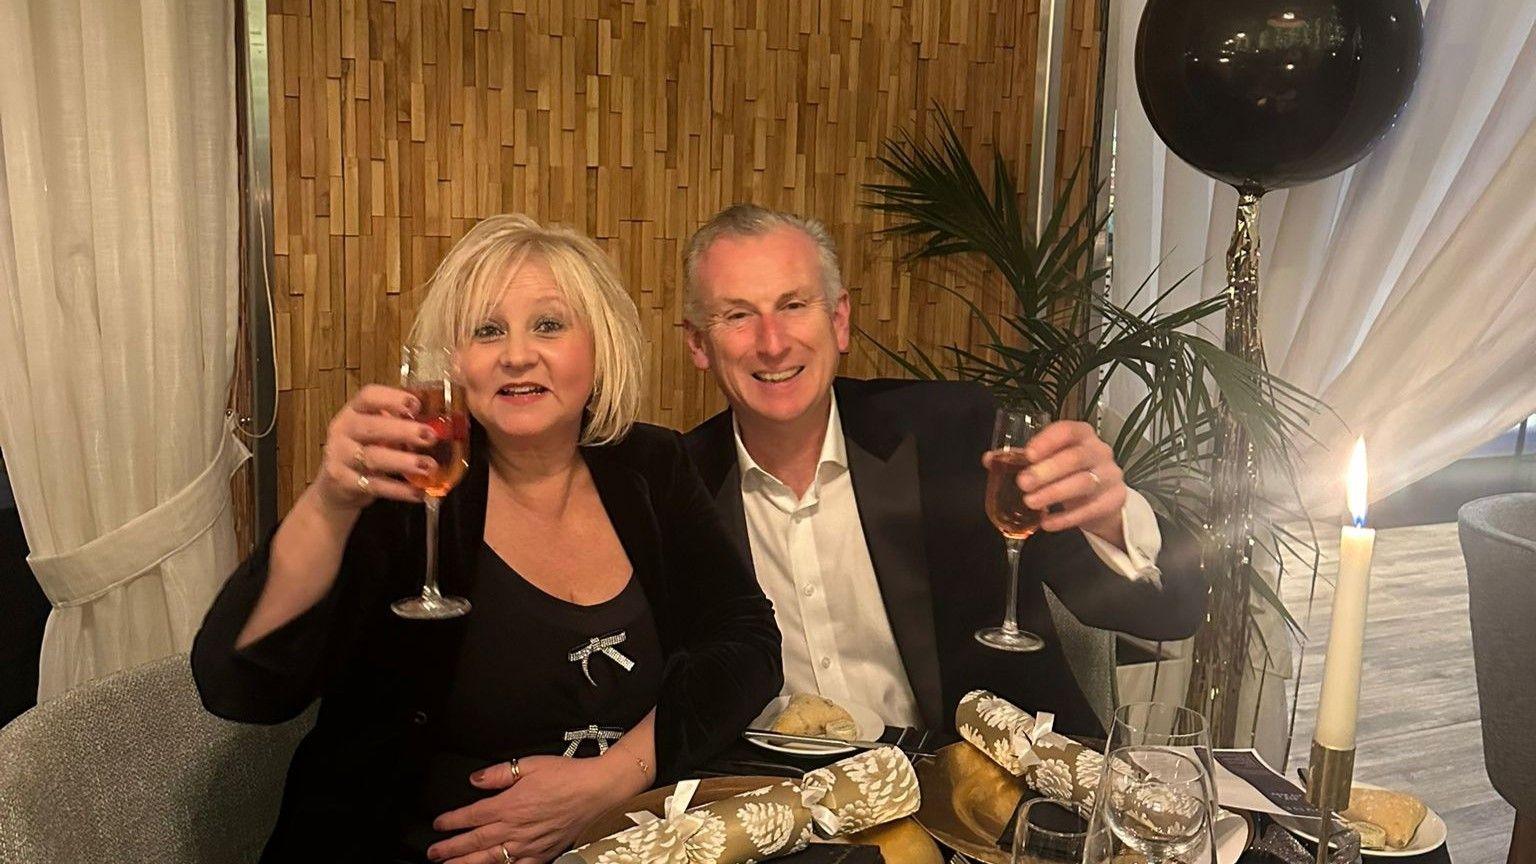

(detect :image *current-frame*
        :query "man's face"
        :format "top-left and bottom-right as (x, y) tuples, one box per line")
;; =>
(686, 226), (850, 430)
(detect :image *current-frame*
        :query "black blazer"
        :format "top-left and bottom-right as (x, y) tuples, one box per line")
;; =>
(685, 378), (1206, 737)
(193, 423), (783, 860)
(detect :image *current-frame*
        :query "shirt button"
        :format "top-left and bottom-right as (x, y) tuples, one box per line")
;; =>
(802, 583), (817, 597)
(819, 656), (831, 670)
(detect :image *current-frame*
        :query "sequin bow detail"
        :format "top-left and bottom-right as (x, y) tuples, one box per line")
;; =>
(567, 631), (635, 686)
(562, 725), (624, 757)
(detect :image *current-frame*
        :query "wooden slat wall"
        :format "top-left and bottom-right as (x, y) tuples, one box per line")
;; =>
(262, 0), (1104, 516)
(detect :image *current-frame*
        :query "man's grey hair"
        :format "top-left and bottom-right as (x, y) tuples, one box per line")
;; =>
(682, 204), (845, 325)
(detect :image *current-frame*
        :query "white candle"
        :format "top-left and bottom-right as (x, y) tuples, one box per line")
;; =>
(1316, 438), (1375, 750)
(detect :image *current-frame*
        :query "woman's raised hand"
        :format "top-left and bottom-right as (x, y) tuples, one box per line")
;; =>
(315, 384), (438, 510)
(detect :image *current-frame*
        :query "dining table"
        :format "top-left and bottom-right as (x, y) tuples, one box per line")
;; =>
(676, 725), (1456, 864)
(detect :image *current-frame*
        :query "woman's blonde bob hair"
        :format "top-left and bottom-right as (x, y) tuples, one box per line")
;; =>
(407, 214), (643, 446)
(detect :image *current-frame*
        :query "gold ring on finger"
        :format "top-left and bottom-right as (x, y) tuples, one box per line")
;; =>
(508, 758), (521, 780)
(352, 446), (368, 471)
(356, 474), (372, 494)
(499, 845), (513, 863)
(1087, 469), (1103, 488)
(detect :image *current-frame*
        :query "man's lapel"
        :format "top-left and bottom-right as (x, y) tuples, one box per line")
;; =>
(837, 385), (946, 730)
(688, 412), (755, 574)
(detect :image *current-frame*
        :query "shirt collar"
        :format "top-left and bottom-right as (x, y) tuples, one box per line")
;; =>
(731, 392), (848, 491)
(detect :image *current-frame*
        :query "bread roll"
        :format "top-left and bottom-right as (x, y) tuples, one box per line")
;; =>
(1342, 787), (1427, 850)
(769, 693), (859, 740)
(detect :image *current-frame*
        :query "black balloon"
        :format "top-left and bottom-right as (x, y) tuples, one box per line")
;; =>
(1135, 0), (1422, 194)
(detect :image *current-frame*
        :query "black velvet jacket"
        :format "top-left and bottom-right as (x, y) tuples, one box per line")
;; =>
(686, 378), (1207, 737)
(193, 422), (783, 860)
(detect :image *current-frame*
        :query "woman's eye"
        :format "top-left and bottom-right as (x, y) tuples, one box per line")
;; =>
(472, 323), (504, 340)
(533, 317), (565, 334)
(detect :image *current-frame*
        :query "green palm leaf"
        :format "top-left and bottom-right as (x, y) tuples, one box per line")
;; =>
(861, 106), (1330, 632)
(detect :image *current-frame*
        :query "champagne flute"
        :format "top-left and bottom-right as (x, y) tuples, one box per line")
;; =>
(1096, 745), (1216, 864)
(1011, 797), (1092, 864)
(391, 345), (472, 620)
(975, 404), (1052, 652)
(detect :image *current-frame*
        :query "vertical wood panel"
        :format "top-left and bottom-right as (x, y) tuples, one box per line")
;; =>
(265, 0), (1104, 514)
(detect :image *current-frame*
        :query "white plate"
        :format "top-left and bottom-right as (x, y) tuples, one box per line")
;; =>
(747, 696), (885, 756)
(1215, 808), (1254, 864)
(1272, 783), (1447, 857)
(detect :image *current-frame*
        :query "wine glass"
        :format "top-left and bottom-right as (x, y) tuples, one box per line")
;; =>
(975, 404), (1052, 652)
(1096, 745), (1216, 864)
(1011, 797), (1092, 864)
(1108, 702), (1218, 809)
(391, 345), (472, 620)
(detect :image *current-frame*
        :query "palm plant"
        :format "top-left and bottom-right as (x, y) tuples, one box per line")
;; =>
(861, 110), (1328, 743)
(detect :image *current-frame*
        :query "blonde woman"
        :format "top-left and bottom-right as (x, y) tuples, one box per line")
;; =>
(193, 215), (782, 864)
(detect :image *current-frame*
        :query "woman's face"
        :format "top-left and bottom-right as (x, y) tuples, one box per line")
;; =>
(457, 258), (596, 451)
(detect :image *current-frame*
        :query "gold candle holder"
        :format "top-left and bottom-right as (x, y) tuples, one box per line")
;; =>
(1305, 741), (1356, 864)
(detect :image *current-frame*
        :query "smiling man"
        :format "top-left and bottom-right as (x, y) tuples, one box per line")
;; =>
(680, 204), (1207, 736)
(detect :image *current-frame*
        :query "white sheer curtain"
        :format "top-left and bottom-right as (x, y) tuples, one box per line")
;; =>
(1107, 0), (1536, 759)
(0, 0), (245, 699)
(1110, 0), (1536, 511)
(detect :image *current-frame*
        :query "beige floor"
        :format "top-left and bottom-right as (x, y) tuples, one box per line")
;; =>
(1282, 521), (1513, 863)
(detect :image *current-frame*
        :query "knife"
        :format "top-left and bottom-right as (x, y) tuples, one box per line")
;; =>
(743, 727), (934, 758)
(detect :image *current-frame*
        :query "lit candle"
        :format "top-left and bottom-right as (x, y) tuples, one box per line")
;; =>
(1315, 438), (1375, 750)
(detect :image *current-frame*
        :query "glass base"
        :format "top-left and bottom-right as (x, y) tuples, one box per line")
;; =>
(391, 593), (472, 620)
(975, 626), (1045, 652)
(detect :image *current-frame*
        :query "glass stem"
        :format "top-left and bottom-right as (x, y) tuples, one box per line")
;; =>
(1002, 537), (1023, 635)
(423, 494), (443, 599)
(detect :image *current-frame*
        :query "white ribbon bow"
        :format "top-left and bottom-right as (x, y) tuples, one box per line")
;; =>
(567, 631), (636, 686)
(1006, 710), (1060, 771)
(797, 774), (845, 837)
(562, 725), (623, 757)
(620, 779), (706, 864)
(626, 778), (703, 830)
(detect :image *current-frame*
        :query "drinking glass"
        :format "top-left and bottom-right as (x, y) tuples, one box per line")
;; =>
(975, 404), (1052, 652)
(1108, 702), (1218, 808)
(1095, 745), (1216, 864)
(391, 345), (472, 620)
(1011, 797), (1092, 864)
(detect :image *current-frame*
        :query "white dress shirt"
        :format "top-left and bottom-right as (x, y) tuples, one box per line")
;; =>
(734, 394), (1164, 728)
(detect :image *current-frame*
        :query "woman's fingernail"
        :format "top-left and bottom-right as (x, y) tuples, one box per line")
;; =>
(418, 458), (434, 472)
(470, 769), (486, 783)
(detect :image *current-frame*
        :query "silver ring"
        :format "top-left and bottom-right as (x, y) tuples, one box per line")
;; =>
(355, 473), (372, 494)
(499, 845), (513, 863)
(1087, 469), (1103, 488)
(508, 758), (521, 780)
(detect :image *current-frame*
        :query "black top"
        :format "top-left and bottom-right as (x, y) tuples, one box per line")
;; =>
(400, 543), (665, 855)
(192, 423), (783, 863)
(686, 377), (1207, 737)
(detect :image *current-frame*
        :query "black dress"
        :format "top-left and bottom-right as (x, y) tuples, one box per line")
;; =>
(398, 543), (665, 857)
(192, 423), (783, 863)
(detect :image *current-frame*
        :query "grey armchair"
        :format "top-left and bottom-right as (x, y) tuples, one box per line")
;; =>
(0, 652), (312, 862)
(1459, 493), (1536, 864)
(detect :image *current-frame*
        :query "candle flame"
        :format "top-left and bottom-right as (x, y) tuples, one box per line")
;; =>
(1347, 437), (1369, 527)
